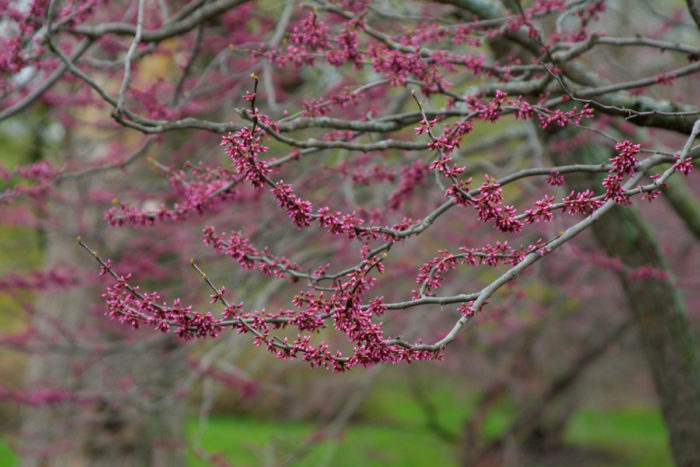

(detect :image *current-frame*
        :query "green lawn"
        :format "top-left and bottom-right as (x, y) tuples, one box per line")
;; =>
(187, 416), (455, 466)
(185, 408), (672, 467)
(566, 409), (672, 467)
(0, 438), (16, 466)
(0, 406), (673, 466)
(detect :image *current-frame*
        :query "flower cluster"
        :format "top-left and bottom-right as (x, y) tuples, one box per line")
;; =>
(546, 171), (565, 186)
(672, 154), (694, 176)
(326, 18), (363, 68)
(598, 139), (642, 206)
(288, 12), (330, 52)
(370, 47), (450, 92)
(164, 252), (442, 370)
(203, 226), (300, 278)
(413, 250), (460, 298)
(270, 181), (314, 228)
(537, 104), (594, 129)
(429, 120), (474, 157)
(561, 189), (605, 215)
(102, 274), (223, 341)
(413, 240), (539, 299)
(473, 175), (524, 233)
(525, 195), (556, 223)
(221, 126), (270, 188)
(466, 91), (508, 123)
(610, 140), (641, 176)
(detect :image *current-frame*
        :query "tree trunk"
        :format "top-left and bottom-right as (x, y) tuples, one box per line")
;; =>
(588, 202), (700, 467)
(559, 142), (700, 467)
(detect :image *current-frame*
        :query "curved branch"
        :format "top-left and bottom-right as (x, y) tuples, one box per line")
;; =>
(64, 0), (250, 43)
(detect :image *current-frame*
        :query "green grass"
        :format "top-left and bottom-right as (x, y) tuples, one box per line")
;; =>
(566, 409), (672, 467)
(184, 404), (673, 467)
(187, 416), (312, 466)
(0, 406), (673, 467)
(186, 416), (455, 467)
(0, 438), (16, 466)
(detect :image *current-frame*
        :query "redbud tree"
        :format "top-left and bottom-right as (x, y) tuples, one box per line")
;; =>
(1, 0), (700, 465)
